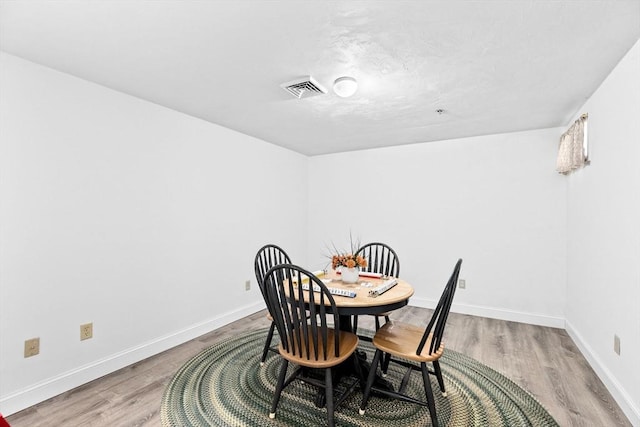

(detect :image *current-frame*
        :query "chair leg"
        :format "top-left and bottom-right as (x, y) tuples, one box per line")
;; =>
(353, 315), (359, 335)
(261, 322), (276, 366)
(269, 359), (289, 419)
(420, 362), (439, 427)
(378, 314), (391, 376)
(325, 368), (334, 427)
(433, 360), (447, 396)
(351, 350), (366, 389)
(381, 352), (392, 376)
(359, 349), (382, 415)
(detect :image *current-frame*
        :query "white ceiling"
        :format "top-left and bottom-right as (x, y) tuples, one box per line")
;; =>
(1, 1), (639, 156)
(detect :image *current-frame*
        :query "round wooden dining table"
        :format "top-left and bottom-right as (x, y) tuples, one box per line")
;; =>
(318, 269), (414, 332)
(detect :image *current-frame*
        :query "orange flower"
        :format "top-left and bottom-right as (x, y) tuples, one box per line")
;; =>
(332, 252), (368, 269)
(331, 255), (340, 270)
(330, 237), (368, 269)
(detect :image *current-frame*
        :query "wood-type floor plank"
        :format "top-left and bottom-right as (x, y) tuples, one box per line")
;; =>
(6, 308), (632, 426)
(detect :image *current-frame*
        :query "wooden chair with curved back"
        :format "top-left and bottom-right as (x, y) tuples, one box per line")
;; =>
(358, 259), (463, 427)
(353, 242), (400, 333)
(254, 244), (292, 365)
(263, 263), (360, 427)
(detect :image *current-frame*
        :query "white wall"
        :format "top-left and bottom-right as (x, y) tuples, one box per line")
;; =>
(565, 40), (640, 425)
(0, 52), (308, 415)
(3, 39), (638, 424)
(307, 128), (567, 326)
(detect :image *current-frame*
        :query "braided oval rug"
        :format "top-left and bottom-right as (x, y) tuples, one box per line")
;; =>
(161, 328), (558, 427)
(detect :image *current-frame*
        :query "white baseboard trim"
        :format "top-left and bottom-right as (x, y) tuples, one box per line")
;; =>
(409, 299), (637, 425)
(410, 297), (566, 328)
(0, 301), (264, 417)
(565, 321), (640, 427)
(4, 302), (637, 426)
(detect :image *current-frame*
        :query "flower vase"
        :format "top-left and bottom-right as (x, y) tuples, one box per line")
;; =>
(341, 267), (359, 283)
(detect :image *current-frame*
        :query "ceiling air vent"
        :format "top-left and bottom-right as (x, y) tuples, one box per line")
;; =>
(280, 76), (327, 99)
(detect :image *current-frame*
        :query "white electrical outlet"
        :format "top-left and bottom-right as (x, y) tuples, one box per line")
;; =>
(458, 279), (466, 289)
(81, 323), (93, 341)
(24, 337), (40, 357)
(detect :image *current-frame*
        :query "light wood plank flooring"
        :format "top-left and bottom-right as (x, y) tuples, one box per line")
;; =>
(7, 307), (631, 426)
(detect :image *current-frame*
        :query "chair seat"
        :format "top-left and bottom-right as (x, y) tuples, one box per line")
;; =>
(373, 321), (444, 363)
(279, 329), (358, 369)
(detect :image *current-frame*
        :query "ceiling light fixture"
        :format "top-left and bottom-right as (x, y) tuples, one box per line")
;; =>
(333, 76), (358, 98)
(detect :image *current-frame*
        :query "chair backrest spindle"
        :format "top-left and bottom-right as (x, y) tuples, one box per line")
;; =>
(254, 244), (292, 308)
(264, 264), (341, 361)
(356, 242), (400, 277)
(417, 259), (462, 356)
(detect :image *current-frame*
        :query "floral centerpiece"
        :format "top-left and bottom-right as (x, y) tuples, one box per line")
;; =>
(331, 253), (367, 270)
(332, 253), (367, 283)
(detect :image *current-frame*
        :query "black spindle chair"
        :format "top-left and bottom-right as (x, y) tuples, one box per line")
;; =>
(264, 264), (359, 427)
(254, 244), (291, 365)
(358, 259), (462, 427)
(353, 242), (400, 333)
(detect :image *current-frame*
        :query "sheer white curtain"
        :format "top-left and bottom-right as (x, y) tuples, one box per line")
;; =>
(557, 114), (589, 175)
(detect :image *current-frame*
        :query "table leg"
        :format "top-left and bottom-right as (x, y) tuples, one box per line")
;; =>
(309, 314), (394, 408)
(338, 315), (394, 392)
